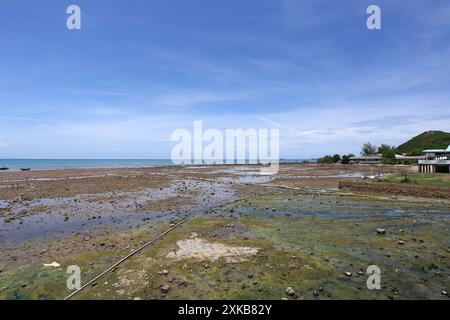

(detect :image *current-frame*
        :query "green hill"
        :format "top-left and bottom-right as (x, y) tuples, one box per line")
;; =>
(396, 130), (450, 155)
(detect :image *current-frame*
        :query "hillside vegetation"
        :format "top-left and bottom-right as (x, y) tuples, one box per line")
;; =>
(396, 130), (450, 155)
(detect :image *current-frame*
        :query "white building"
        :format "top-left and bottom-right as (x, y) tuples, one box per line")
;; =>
(418, 145), (450, 173)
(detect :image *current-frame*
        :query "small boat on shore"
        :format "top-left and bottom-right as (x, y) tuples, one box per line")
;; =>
(20, 168), (31, 171)
(0, 166), (9, 171)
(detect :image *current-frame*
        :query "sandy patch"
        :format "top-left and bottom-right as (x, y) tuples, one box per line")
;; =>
(114, 269), (149, 296)
(166, 236), (258, 263)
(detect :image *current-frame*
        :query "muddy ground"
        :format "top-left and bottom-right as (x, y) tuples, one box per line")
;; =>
(0, 163), (448, 300)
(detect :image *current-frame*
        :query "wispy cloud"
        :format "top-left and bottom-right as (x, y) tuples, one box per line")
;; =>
(151, 90), (250, 108)
(1, 1), (449, 158)
(0, 136), (8, 148)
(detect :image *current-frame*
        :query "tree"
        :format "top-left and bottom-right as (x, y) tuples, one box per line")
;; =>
(317, 155), (334, 164)
(377, 144), (397, 164)
(332, 154), (341, 163)
(341, 153), (355, 164)
(377, 144), (396, 155)
(341, 155), (350, 164)
(361, 142), (378, 156)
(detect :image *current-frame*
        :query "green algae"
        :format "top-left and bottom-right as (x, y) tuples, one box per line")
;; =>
(1, 192), (449, 300)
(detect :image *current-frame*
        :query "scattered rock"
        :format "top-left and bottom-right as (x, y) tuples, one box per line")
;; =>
(158, 269), (169, 276)
(442, 290), (447, 297)
(285, 287), (295, 296)
(376, 228), (386, 235)
(160, 285), (170, 293)
(344, 272), (352, 277)
(398, 240), (405, 245)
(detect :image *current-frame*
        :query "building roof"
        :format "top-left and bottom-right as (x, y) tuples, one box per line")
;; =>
(395, 155), (426, 160)
(349, 155), (383, 160)
(423, 145), (450, 153)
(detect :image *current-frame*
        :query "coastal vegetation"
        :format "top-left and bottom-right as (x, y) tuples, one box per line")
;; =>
(382, 172), (450, 188)
(318, 130), (450, 164)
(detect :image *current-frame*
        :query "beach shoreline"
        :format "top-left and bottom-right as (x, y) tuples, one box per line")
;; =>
(1, 163), (448, 300)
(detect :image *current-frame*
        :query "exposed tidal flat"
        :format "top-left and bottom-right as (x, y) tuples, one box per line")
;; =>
(0, 164), (448, 300)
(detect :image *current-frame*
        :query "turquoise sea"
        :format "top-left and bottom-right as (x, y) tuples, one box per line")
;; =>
(0, 159), (313, 171)
(0, 159), (173, 171)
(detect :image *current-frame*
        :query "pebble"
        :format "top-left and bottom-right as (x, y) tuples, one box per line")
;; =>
(442, 290), (448, 296)
(160, 285), (170, 293)
(285, 287), (295, 296)
(398, 240), (405, 245)
(344, 272), (352, 277)
(158, 269), (169, 275)
(376, 228), (386, 235)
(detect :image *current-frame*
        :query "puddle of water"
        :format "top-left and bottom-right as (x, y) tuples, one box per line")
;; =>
(218, 175), (272, 184)
(0, 200), (10, 209)
(0, 180), (236, 244)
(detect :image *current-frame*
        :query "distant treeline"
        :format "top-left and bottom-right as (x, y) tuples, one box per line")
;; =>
(318, 143), (397, 164)
(318, 130), (450, 165)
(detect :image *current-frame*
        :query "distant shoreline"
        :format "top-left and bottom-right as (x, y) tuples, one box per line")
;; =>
(0, 159), (315, 172)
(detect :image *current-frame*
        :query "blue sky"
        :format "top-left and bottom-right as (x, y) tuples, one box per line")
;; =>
(0, 0), (449, 158)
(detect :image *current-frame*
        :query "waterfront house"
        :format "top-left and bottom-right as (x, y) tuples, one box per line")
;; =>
(418, 145), (450, 173)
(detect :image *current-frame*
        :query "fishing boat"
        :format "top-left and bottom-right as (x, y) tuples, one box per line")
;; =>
(20, 168), (31, 171)
(0, 166), (9, 171)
